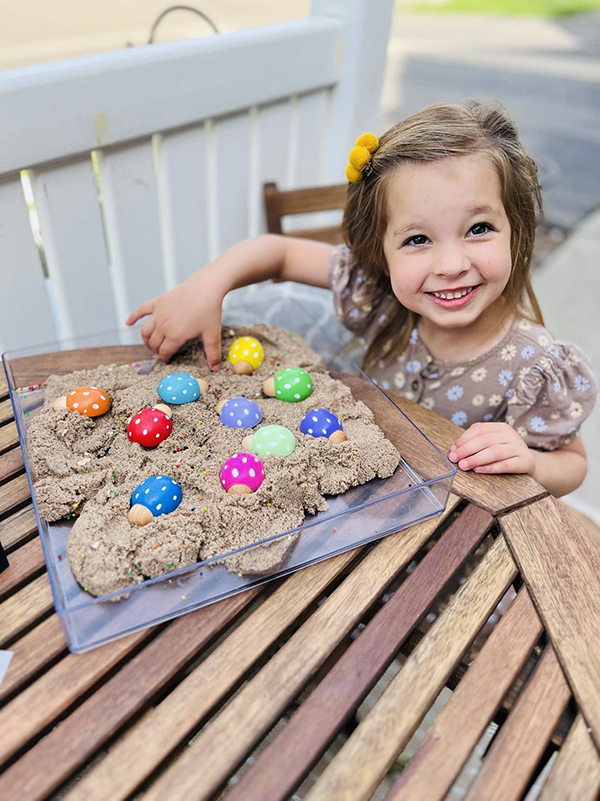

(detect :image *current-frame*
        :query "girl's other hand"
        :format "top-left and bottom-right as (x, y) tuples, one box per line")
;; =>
(126, 282), (223, 371)
(448, 422), (535, 475)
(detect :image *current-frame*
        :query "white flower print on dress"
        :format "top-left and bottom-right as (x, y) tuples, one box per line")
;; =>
(538, 356), (553, 372)
(394, 372), (406, 390)
(521, 345), (535, 360)
(483, 413), (494, 422)
(429, 380), (442, 390)
(488, 394), (503, 407)
(508, 393), (519, 405)
(529, 416), (547, 433)
(404, 391), (415, 401)
(574, 375), (591, 392)
(498, 370), (513, 387)
(537, 335), (549, 348)
(501, 344), (517, 361)
(409, 328), (418, 345)
(517, 426), (528, 438)
(451, 411), (468, 426)
(446, 385), (464, 401)
(471, 367), (487, 383)
(518, 367), (531, 388)
(472, 394), (485, 407)
(405, 360), (422, 374)
(505, 415), (515, 427)
(565, 350), (580, 367)
(569, 401), (584, 418)
(518, 320), (532, 331)
(450, 366), (467, 377)
(550, 411), (561, 420)
(421, 397), (435, 410)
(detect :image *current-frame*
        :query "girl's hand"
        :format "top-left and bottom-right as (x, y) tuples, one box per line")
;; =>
(126, 280), (223, 370)
(448, 422), (535, 475)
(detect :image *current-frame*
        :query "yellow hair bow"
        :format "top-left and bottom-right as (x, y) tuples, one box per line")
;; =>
(345, 132), (379, 183)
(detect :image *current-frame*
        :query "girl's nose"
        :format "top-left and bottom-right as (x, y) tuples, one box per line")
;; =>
(433, 245), (470, 277)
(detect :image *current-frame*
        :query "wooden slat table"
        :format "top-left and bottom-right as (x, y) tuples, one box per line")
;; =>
(1, 347), (600, 801)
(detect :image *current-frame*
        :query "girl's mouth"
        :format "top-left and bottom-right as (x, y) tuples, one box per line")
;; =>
(425, 284), (481, 309)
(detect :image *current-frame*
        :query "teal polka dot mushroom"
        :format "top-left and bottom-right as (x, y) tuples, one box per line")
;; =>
(242, 425), (296, 457)
(262, 367), (312, 402)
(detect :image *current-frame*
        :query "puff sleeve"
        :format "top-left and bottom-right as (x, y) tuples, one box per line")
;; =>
(329, 244), (397, 346)
(506, 342), (598, 450)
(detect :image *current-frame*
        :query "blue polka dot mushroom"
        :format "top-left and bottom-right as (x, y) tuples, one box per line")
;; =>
(157, 373), (208, 405)
(301, 409), (347, 443)
(128, 475), (183, 526)
(262, 367), (313, 402)
(242, 424), (296, 457)
(216, 396), (263, 429)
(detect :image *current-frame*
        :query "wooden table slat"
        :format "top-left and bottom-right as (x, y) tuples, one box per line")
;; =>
(61, 498), (460, 801)
(0, 398), (15, 425)
(0, 615), (67, 704)
(0, 422), (19, 455)
(0, 574), (54, 647)
(225, 504), (494, 801)
(0, 445), (24, 484)
(0, 505), (38, 552)
(386, 587), (543, 801)
(303, 536), (518, 801)
(464, 645), (571, 801)
(0, 372), (9, 402)
(538, 714), (600, 801)
(0, 588), (262, 801)
(0, 473), (30, 517)
(0, 626), (154, 766)
(0, 536), (44, 599)
(500, 496), (600, 750)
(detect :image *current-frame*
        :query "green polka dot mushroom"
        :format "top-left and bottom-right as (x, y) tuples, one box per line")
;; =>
(242, 425), (296, 457)
(262, 368), (313, 402)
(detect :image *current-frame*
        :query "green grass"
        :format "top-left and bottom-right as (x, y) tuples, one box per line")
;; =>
(402, 0), (600, 15)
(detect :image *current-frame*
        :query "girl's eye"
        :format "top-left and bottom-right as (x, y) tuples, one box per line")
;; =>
(469, 222), (494, 237)
(403, 234), (429, 247)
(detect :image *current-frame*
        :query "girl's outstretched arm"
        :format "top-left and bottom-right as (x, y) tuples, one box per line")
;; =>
(126, 235), (334, 367)
(449, 422), (588, 497)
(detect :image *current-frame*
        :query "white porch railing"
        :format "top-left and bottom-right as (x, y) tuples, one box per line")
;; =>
(0, 0), (394, 352)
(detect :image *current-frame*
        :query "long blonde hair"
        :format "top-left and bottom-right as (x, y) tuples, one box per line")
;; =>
(343, 100), (545, 371)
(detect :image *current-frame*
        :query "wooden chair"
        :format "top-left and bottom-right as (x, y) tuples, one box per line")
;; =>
(263, 182), (347, 244)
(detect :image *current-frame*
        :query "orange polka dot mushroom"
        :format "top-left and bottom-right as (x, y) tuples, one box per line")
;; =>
(53, 386), (111, 417)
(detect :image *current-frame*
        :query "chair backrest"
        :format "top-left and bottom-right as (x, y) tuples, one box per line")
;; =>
(0, 0), (394, 353)
(264, 182), (347, 244)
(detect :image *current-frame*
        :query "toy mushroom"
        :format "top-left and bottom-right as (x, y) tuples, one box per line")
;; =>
(300, 409), (347, 443)
(242, 424), (296, 457)
(128, 475), (183, 526)
(127, 407), (172, 447)
(53, 386), (111, 417)
(220, 452), (265, 495)
(228, 336), (264, 375)
(157, 373), (208, 405)
(262, 368), (312, 402)
(217, 396), (263, 429)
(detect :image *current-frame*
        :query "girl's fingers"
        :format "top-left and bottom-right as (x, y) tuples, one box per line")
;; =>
(148, 329), (165, 356)
(158, 337), (180, 364)
(449, 433), (506, 462)
(456, 444), (518, 471)
(202, 330), (222, 372)
(452, 423), (507, 450)
(141, 318), (156, 350)
(127, 300), (155, 326)
(474, 456), (529, 474)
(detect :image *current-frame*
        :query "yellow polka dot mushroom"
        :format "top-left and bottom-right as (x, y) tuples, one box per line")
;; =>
(228, 336), (265, 375)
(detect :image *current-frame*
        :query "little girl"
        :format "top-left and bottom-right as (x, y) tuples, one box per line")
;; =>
(127, 99), (597, 499)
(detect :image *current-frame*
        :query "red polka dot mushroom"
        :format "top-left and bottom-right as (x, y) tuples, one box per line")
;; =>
(127, 405), (172, 448)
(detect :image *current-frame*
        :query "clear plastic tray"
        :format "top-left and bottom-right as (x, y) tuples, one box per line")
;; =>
(3, 290), (455, 652)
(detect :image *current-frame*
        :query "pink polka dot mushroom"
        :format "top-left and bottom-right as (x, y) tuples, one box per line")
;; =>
(220, 452), (265, 495)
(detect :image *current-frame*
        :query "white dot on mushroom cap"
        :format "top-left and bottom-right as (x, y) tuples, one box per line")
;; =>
(135, 493), (139, 499)
(70, 391), (76, 395)
(237, 420), (242, 426)
(308, 428), (313, 434)
(242, 457), (247, 463)
(284, 384), (291, 389)
(294, 394), (301, 399)
(136, 419), (140, 424)
(276, 376), (282, 381)
(249, 468), (255, 477)
(166, 424), (170, 429)
(232, 468), (239, 477)
(156, 433), (160, 438)
(261, 469), (264, 474)
(145, 488), (150, 494)
(230, 412), (234, 416)
(154, 417), (158, 422)
(172, 396), (177, 401)
(254, 352), (259, 358)
(183, 390), (187, 394)
(222, 479), (226, 485)
(243, 409), (249, 415)
(177, 377), (182, 381)
(101, 395), (106, 401)
(173, 495), (177, 500)
(128, 432), (132, 437)
(162, 486), (166, 490)
(322, 428), (327, 434)
(276, 390), (281, 395)
(73, 402), (79, 408)
(167, 386), (172, 390)
(327, 418), (331, 422)
(83, 391), (90, 396)
(234, 403), (238, 407)
(171, 480), (176, 484)
(143, 429), (148, 435)
(312, 416), (318, 422)
(157, 503), (162, 510)
(308, 384), (312, 389)
(286, 445), (290, 450)
(294, 378), (300, 383)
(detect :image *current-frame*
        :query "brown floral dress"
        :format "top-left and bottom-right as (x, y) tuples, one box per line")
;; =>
(330, 244), (597, 450)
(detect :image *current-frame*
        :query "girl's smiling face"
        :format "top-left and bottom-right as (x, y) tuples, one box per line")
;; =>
(382, 154), (512, 332)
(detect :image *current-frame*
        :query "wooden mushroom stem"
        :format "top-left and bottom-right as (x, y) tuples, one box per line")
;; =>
(128, 504), (154, 526)
(232, 361), (253, 375)
(262, 377), (275, 397)
(227, 484), (253, 495)
(241, 434), (254, 450)
(198, 377), (210, 395)
(329, 429), (348, 443)
(53, 396), (68, 411)
(215, 397), (231, 415)
(154, 403), (172, 418)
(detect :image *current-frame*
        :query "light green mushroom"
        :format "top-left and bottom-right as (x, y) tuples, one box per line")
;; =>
(262, 367), (313, 403)
(243, 424), (297, 457)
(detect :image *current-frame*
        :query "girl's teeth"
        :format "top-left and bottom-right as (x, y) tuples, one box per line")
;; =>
(432, 287), (473, 300)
